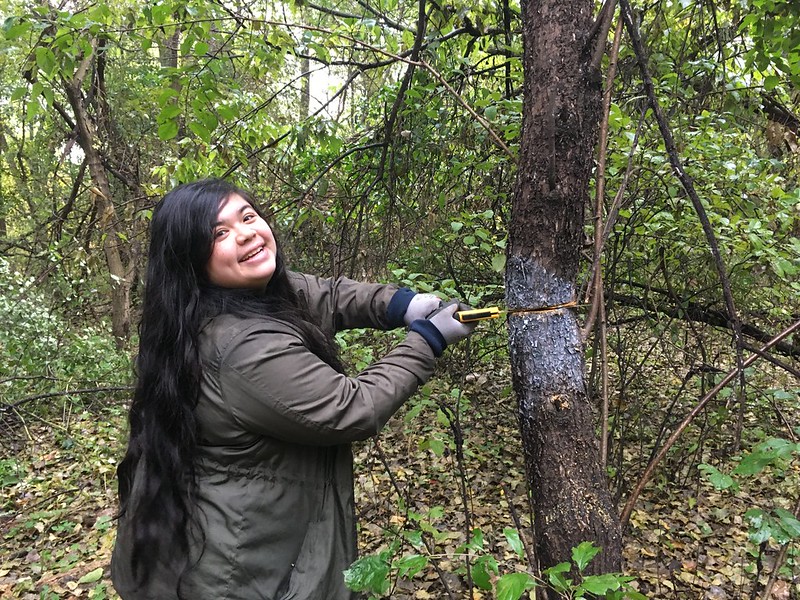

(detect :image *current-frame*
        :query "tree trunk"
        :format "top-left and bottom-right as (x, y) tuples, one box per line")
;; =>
(62, 44), (132, 346)
(506, 0), (622, 585)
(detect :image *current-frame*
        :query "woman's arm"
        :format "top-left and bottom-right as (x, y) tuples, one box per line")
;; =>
(218, 322), (436, 445)
(288, 272), (415, 333)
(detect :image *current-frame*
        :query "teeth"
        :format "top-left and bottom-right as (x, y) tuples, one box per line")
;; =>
(242, 247), (263, 262)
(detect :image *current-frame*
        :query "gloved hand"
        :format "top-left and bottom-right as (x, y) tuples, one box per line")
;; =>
(403, 293), (442, 326)
(426, 300), (477, 346)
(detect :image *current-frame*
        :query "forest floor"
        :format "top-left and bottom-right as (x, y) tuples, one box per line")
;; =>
(0, 364), (796, 600)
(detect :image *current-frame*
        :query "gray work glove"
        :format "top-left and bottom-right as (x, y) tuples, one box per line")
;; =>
(427, 300), (477, 346)
(403, 293), (442, 326)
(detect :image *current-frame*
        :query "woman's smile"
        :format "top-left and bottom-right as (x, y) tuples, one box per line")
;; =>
(206, 194), (277, 289)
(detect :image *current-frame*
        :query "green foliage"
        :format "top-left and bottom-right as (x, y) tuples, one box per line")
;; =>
(0, 258), (130, 418)
(741, 0), (800, 88)
(0, 0), (798, 596)
(345, 535), (643, 599)
(700, 434), (800, 577)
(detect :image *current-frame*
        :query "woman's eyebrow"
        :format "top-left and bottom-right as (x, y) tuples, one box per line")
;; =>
(213, 204), (252, 227)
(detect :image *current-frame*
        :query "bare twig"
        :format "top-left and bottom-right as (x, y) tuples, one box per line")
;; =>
(373, 439), (456, 600)
(619, 0), (747, 449)
(620, 319), (800, 527)
(419, 60), (515, 159)
(6, 386), (132, 409)
(761, 499), (800, 600)
(609, 290), (800, 357)
(741, 343), (800, 380)
(501, 483), (537, 569)
(582, 15), (623, 340)
(221, 69), (361, 178)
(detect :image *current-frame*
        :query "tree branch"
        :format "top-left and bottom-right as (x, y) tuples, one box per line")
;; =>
(5, 386), (133, 409)
(610, 290), (800, 357)
(582, 15), (623, 339)
(620, 318), (800, 528)
(619, 0), (748, 447)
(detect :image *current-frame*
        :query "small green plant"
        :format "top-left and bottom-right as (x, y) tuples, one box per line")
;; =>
(540, 542), (645, 599)
(0, 457), (22, 489)
(700, 434), (800, 583)
(344, 537), (644, 599)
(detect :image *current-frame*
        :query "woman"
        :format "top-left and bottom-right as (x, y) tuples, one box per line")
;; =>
(111, 179), (476, 599)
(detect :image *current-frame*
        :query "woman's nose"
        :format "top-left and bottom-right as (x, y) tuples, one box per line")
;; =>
(236, 226), (256, 243)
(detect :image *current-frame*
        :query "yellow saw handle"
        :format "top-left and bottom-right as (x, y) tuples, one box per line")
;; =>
(454, 306), (501, 323)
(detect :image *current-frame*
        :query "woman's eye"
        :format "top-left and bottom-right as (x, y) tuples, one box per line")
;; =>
(243, 213), (256, 222)
(214, 229), (227, 239)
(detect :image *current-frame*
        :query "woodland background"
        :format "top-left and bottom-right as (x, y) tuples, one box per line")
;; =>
(0, 0), (799, 598)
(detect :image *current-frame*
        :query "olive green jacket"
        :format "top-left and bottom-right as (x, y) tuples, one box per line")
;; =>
(112, 273), (436, 599)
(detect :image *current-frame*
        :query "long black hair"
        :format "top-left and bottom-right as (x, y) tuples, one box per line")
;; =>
(116, 178), (342, 587)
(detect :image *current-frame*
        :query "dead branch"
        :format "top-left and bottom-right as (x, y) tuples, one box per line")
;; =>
(620, 318), (800, 527)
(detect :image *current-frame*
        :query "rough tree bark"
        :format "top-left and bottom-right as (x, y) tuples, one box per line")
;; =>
(61, 40), (134, 346)
(506, 0), (623, 585)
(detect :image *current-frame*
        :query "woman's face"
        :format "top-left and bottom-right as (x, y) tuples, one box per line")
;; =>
(206, 194), (277, 290)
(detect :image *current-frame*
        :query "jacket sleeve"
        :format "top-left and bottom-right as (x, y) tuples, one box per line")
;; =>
(288, 271), (410, 333)
(218, 322), (437, 445)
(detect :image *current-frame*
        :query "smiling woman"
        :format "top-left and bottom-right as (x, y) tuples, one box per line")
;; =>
(110, 178), (477, 600)
(206, 194), (278, 290)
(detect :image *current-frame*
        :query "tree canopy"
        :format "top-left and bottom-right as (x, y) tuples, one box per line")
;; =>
(1, 0), (799, 597)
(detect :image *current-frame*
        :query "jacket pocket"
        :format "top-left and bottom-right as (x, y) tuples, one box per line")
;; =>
(278, 517), (347, 600)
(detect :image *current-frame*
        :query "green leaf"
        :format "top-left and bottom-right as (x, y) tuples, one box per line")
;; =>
(180, 33), (195, 56)
(745, 508), (775, 544)
(157, 120), (179, 141)
(404, 529), (424, 549)
(733, 438), (795, 476)
(496, 572), (536, 600)
(492, 254), (506, 272)
(35, 47), (57, 77)
(151, 3), (171, 26)
(419, 436), (444, 456)
(543, 562), (572, 592)
(197, 110), (219, 132)
(774, 508), (800, 539)
(472, 555), (498, 590)
(78, 567), (104, 584)
(393, 553), (428, 578)
(698, 463), (737, 490)
(343, 555), (390, 594)
(764, 75), (780, 90)
(733, 452), (773, 476)
(42, 87), (54, 108)
(159, 104), (182, 121)
(189, 121), (211, 144)
(579, 573), (622, 594)
(217, 104), (239, 121)
(157, 88), (179, 106)
(503, 527), (524, 559)
(3, 18), (32, 40)
(572, 541), (601, 572)
(26, 98), (42, 120)
(10, 86), (27, 101)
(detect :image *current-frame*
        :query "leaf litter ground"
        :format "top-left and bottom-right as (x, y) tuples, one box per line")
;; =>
(1, 369), (797, 599)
